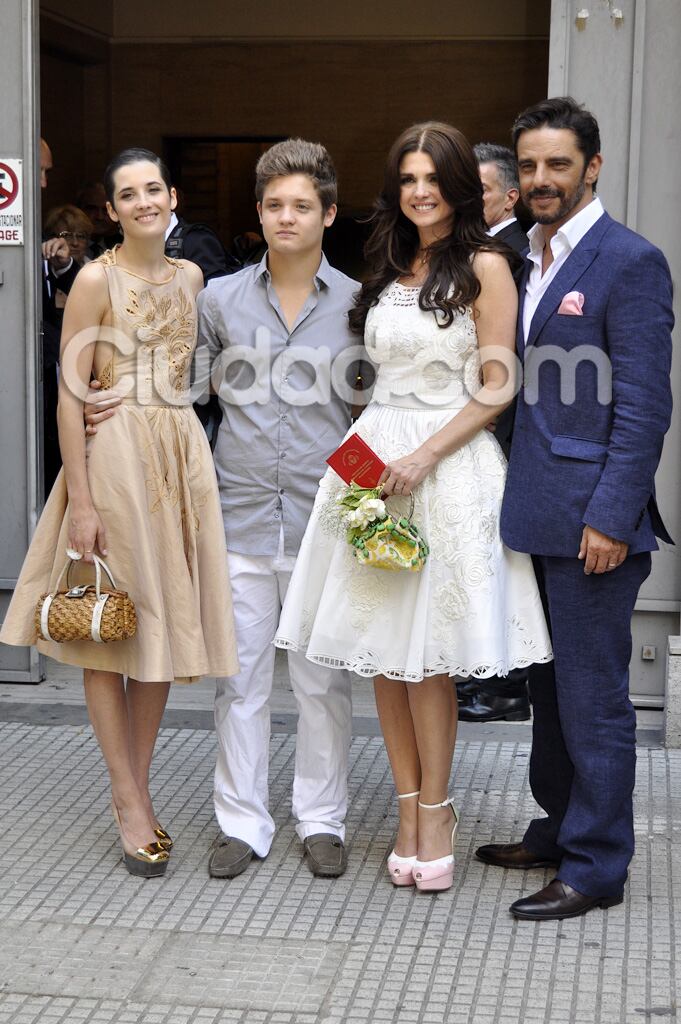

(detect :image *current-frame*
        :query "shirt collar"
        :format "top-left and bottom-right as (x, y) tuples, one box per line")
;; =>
(255, 250), (333, 289)
(165, 211), (178, 241)
(253, 253), (270, 280)
(314, 252), (334, 288)
(528, 196), (604, 258)
(487, 216), (517, 237)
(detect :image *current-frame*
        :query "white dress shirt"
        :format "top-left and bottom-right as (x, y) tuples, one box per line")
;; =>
(165, 211), (178, 241)
(487, 216), (518, 237)
(523, 197), (604, 341)
(43, 256), (74, 299)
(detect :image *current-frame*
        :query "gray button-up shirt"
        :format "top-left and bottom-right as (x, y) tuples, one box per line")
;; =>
(197, 253), (361, 556)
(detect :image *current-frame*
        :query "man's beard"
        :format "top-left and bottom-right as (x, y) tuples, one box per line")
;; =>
(526, 176), (587, 225)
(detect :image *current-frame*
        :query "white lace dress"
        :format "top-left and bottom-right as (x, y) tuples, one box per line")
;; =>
(274, 281), (552, 682)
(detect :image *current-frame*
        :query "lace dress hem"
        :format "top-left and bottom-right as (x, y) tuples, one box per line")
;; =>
(273, 637), (553, 683)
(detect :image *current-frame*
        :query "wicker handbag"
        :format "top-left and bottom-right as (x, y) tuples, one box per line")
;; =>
(35, 552), (137, 644)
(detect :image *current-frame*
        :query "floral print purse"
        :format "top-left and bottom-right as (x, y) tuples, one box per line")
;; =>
(337, 484), (429, 572)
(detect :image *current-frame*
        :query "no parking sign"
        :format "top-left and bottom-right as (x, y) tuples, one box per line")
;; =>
(0, 158), (24, 245)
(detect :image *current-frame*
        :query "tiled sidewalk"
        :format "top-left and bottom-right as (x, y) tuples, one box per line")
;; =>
(0, 709), (679, 1024)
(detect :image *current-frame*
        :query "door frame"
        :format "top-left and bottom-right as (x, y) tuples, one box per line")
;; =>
(0, 0), (43, 682)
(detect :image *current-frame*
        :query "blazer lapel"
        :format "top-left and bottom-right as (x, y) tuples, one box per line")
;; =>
(526, 212), (613, 347)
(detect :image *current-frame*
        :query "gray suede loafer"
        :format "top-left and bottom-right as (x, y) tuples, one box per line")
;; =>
(303, 833), (347, 877)
(208, 837), (255, 878)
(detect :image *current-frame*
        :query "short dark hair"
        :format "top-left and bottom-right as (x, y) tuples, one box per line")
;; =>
(255, 138), (337, 213)
(473, 142), (519, 192)
(103, 148), (172, 205)
(511, 96), (601, 166)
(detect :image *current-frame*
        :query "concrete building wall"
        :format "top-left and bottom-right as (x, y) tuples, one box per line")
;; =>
(40, 0), (113, 37)
(549, 0), (681, 702)
(109, 1), (549, 41)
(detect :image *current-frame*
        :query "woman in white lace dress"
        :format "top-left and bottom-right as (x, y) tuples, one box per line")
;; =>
(275, 123), (552, 891)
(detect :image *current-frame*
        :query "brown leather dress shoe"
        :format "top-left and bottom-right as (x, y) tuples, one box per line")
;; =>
(303, 833), (347, 877)
(511, 879), (624, 920)
(475, 842), (560, 870)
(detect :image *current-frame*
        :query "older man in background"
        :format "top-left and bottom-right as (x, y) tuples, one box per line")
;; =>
(458, 143), (532, 723)
(474, 142), (529, 254)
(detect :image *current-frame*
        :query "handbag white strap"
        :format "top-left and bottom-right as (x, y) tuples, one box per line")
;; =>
(53, 551), (118, 598)
(91, 553), (117, 590)
(90, 593), (110, 643)
(39, 553), (118, 644)
(39, 594), (54, 641)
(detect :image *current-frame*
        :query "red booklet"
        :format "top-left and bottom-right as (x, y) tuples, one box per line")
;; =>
(327, 434), (386, 488)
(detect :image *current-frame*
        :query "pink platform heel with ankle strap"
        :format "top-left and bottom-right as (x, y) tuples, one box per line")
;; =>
(413, 797), (459, 892)
(387, 790), (419, 886)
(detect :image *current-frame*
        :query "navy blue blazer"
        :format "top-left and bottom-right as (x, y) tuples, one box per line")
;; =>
(501, 211), (674, 557)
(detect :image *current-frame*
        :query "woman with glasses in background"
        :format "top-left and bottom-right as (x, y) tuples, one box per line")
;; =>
(44, 204), (94, 268)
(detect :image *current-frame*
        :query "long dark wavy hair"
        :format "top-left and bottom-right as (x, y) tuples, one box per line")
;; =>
(349, 121), (514, 335)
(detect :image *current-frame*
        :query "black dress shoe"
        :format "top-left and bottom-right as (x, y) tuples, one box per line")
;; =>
(475, 842), (560, 870)
(510, 879), (624, 921)
(459, 692), (531, 723)
(456, 678), (480, 704)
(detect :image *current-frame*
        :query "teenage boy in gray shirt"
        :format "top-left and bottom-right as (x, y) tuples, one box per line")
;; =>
(199, 139), (362, 878)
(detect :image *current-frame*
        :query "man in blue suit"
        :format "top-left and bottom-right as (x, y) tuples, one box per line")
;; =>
(476, 97), (674, 920)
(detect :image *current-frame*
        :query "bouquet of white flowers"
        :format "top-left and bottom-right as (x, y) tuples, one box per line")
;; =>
(337, 483), (429, 572)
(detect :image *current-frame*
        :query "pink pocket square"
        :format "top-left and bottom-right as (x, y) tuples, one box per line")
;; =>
(558, 290), (585, 315)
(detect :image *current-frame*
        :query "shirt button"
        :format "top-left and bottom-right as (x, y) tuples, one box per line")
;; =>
(281, 452), (287, 459)
(279, 488), (285, 495)
(274, 511), (280, 519)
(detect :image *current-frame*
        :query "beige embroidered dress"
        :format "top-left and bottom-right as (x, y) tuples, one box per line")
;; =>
(0, 248), (238, 683)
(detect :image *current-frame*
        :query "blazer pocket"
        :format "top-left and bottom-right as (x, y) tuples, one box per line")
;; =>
(554, 313), (601, 319)
(550, 435), (608, 464)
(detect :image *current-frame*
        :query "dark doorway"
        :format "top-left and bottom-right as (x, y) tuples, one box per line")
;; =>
(164, 136), (282, 255)
(164, 135), (370, 277)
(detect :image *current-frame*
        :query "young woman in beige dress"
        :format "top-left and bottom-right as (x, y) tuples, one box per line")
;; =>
(0, 149), (238, 876)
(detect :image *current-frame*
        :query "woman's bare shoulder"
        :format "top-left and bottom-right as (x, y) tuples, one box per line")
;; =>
(472, 248), (511, 277)
(72, 260), (109, 290)
(63, 263), (110, 323)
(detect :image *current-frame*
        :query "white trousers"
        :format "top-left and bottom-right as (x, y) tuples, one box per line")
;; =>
(213, 539), (352, 857)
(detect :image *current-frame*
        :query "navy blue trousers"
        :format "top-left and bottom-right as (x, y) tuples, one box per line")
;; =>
(524, 552), (651, 896)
